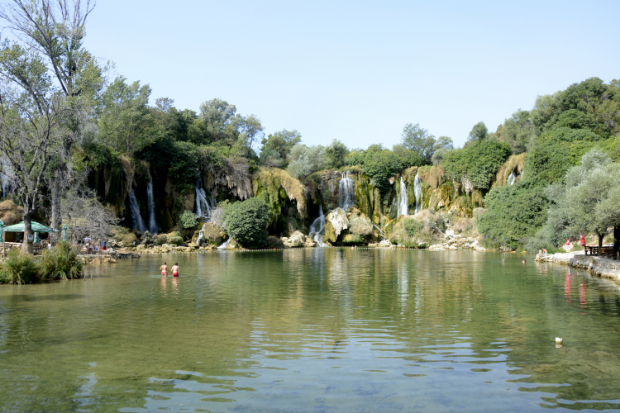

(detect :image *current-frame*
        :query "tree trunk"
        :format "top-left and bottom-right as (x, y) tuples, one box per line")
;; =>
(615, 226), (620, 256)
(22, 212), (34, 255)
(50, 175), (62, 230)
(598, 232), (604, 256)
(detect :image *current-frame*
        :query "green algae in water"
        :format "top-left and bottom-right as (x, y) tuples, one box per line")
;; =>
(1, 250), (620, 412)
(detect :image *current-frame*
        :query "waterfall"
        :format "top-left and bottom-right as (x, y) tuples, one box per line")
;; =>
(414, 173), (423, 214)
(338, 172), (355, 210)
(0, 157), (12, 198)
(128, 190), (147, 233)
(195, 179), (214, 221)
(397, 177), (408, 217)
(308, 205), (326, 246)
(507, 172), (516, 186)
(197, 228), (205, 245)
(374, 224), (385, 241)
(146, 171), (158, 234)
(217, 238), (231, 250)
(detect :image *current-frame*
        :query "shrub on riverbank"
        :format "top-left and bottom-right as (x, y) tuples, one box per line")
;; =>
(39, 243), (84, 280)
(224, 197), (271, 247)
(0, 250), (40, 284)
(0, 244), (84, 284)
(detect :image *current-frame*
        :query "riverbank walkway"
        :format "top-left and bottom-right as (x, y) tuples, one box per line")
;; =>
(536, 251), (620, 284)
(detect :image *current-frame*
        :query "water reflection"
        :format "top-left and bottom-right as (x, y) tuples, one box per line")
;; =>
(1, 250), (620, 411)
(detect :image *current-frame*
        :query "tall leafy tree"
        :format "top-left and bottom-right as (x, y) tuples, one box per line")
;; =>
(496, 110), (533, 154)
(97, 76), (154, 154)
(259, 129), (301, 167)
(0, 43), (69, 253)
(431, 136), (453, 165)
(401, 123), (436, 163)
(467, 121), (488, 143)
(325, 139), (349, 169)
(0, 0), (104, 230)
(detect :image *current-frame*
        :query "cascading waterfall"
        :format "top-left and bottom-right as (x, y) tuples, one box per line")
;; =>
(507, 172), (516, 186)
(338, 172), (355, 210)
(414, 173), (423, 214)
(308, 205), (326, 246)
(128, 190), (147, 233)
(195, 179), (214, 221)
(146, 171), (158, 234)
(196, 228), (205, 245)
(397, 177), (408, 217)
(217, 238), (231, 250)
(1, 157), (13, 198)
(374, 224), (385, 241)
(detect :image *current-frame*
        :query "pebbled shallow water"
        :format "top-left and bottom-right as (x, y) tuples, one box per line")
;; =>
(1, 249), (620, 412)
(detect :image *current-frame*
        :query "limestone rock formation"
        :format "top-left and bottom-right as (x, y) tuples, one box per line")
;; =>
(282, 230), (311, 248)
(324, 208), (349, 243)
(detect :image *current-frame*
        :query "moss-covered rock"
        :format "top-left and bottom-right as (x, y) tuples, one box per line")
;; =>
(342, 234), (364, 244)
(111, 226), (138, 245)
(252, 167), (308, 236)
(192, 223), (224, 246)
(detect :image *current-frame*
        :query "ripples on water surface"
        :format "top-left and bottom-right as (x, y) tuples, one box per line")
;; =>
(2, 249), (620, 412)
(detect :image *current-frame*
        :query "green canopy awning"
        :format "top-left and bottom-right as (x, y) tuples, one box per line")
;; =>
(2, 221), (58, 233)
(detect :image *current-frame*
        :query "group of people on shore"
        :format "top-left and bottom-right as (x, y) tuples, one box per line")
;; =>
(160, 261), (179, 277)
(82, 236), (107, 254)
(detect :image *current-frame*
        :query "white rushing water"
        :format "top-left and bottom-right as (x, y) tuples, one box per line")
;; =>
(507, 172), (516, 186)
(374, 224), (385, 240)
(414, 173), (423, 214)
(397, 177), (408, 217)
(338, 172), (355, 210)
(196, 229), (205, 245)
(146, 172), (158, 234)
(217, 238), (231, 250)
(195, 179), (214, 221)
(1, 157), (13, 198)
(308, 205), (327, 246)
(128, 190), (147, 233)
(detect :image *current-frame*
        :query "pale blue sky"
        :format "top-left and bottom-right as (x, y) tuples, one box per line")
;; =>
(84, 0), (619, 149)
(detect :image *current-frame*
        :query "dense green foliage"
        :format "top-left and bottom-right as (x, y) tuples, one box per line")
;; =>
(527, 149), (620, 251)
(178, 211), (200, 229)
(478, 182), (549, 250)
(403, 218), (424, 237)
(475, 78), (620, 249)
(259, 130), (302, 167)
(443, 140), (512, 190)
(353, 147), (404, 193)
(224, 198), (271, 246)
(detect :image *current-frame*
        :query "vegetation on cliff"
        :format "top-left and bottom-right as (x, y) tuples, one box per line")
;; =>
(0, 2), (619, 252)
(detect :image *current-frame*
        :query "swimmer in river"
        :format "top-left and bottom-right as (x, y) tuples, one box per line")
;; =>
(522, 259), (527, 264)
(171, 262), (180, 277)
(160, 262), (168, 277)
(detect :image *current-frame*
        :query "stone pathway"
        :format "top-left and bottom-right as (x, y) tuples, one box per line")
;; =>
(537, 251), (620, 284)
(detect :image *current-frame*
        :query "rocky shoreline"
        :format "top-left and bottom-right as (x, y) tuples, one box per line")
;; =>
(536, 251), (620, 284)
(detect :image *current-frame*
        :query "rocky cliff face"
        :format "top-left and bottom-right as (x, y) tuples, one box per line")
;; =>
(95, 155), (521, 247)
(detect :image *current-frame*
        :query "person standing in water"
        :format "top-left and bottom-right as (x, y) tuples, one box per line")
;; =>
(160, 262), (168, 277)
(171, 262), (180, 277)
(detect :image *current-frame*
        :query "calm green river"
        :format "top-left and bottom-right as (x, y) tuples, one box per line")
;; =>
(2, 249), (620, 412)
